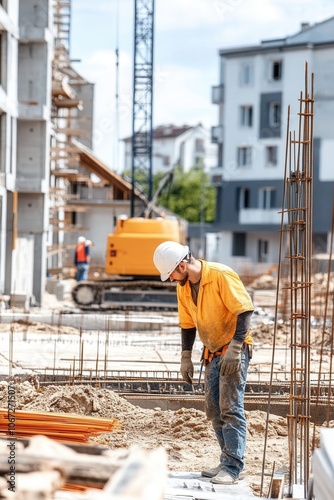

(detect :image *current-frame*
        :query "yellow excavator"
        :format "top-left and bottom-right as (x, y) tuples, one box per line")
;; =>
(71, 215), (187, 310)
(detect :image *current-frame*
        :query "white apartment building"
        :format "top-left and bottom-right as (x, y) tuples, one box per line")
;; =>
(209, 17), (334, 273)
(0, 1), (53, 306)
(123, 123), (217, 174)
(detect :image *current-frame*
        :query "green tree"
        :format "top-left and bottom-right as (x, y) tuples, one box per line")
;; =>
(122, 164), (216, 223)
(156, 165), (216, 223)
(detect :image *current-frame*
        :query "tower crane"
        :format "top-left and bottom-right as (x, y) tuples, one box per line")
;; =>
(131, 0), (155, 216)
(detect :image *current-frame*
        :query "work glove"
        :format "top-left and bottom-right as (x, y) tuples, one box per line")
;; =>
(220, 339), (243, 376)
(180, 350), (194, 385)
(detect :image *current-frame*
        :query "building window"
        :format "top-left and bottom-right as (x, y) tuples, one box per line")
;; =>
(260, 92), (282, 139)
(271, 60), (282, 81)
(259, 187), (276, 209)
(179, 142), (185, 166)
(0, 34), (2, 86)
(240, 106), (253, 127)
(313, 234), (328, 253)
(240, 63), (253, 86)
(269, 102), (281, 127)
(232, 233), (246, 257)
(163, 155), (170, 166)
(265, 145), (278, 166)
(258, 239), (269, 263)
(237, 187), (250, 210)
(195, 138), (204, 153)
(237, 147), (252, 167)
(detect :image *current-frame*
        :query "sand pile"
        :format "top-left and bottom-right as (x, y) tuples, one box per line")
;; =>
(0, 381), (296, 495)
(251, 322), (331, 350)
(249, 274), (277, 290)
(0, 319), (79, 336)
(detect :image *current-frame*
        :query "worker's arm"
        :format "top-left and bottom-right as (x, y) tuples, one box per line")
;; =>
(233, 310), (253, 342)
(180, 327), (196, 385)
(220, 310), (253, 376)
(85, 245), (90, 263)
(181, 327), (196, 351)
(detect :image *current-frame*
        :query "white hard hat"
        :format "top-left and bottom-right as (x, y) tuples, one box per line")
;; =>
(78, 236), (86, 243)
(153, 241), (189, 281)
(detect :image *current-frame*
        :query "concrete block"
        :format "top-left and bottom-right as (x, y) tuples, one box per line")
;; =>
(10, 293), (30, 310)
(45, 280), (58, 295)
(55, 282), (66, 301)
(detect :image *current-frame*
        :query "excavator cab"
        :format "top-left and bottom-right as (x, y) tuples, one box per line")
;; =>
(106, 216), (182, 278)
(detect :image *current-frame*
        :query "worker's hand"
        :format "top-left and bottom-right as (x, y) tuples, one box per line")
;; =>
(220, 339), (243, 376)
(180, 350), (194, 385)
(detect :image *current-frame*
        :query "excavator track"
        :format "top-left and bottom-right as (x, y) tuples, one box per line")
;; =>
(71, 280), (178, 311)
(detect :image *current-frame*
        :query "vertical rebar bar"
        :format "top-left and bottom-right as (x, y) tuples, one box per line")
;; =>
(261, 62), (314, 498)
(285, 63), (313, 496)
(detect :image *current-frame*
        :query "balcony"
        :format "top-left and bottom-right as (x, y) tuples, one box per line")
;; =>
(211, 125), (224, 144)
(239, 208), (282, 225)
(0, 86), (8, 113)
(16, 177), (48, 193)
(18, 102), (49, 121)
(20, 26), (51, 43)
(0, 7), (18, 36)
(211, 84), (224, 104)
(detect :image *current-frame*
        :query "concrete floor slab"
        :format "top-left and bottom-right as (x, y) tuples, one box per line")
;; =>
(164, 471), (255, 499)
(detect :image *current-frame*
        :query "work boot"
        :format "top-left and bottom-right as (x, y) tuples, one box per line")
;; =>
(201, 465), (221, 478)
(211, 469), (238, 485)
(239, 469), (246, 480)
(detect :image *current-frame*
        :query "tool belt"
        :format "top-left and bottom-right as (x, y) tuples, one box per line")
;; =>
(201, 344), (229, 367)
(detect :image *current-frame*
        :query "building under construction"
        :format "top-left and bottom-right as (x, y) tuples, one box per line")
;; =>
(0, 0), (157, 308)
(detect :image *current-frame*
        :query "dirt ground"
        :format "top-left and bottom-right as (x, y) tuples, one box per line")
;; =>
(1, 373), (330, 497)
(0, 381), (294, 496)
(1, 279), (333, 497)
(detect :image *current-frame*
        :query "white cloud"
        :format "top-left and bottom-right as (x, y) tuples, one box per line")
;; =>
(71, 0), (334, 172)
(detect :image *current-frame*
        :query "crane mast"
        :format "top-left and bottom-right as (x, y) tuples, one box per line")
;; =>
(131, 0), (155, 216)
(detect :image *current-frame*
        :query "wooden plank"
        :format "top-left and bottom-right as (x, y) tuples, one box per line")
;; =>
(268, 473), (285, 499)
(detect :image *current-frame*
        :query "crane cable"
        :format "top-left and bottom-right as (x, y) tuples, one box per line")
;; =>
(113, 0), (120, 172)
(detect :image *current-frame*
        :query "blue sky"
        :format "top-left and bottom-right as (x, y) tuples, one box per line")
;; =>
(70, 0), (334, 171)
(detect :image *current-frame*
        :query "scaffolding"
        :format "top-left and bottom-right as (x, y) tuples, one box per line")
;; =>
(49, 0), (92, 270)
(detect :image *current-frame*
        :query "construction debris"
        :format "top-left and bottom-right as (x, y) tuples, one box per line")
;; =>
(0, 381), (330, 496)
(0, 435), (167, 499)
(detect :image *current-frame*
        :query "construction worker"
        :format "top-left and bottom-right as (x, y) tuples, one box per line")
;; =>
(74, 236), (91, 281)
(153, 241), (253, 485)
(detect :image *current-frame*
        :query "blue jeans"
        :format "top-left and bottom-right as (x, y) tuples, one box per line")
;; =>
(75, 263), (89, 281)
(204, 345), (250, 479)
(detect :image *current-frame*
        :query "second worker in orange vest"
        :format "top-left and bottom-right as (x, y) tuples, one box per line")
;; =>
(74, 236), (91, 281)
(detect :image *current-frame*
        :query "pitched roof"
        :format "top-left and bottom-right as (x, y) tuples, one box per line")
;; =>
(71, 139), (147, 202)
(285, 16), (334, 45)
(122, 124), (194, 142)
(70, 139), (173, 218)
(153, 125), (193, 139)
(219, 16), (334, 56)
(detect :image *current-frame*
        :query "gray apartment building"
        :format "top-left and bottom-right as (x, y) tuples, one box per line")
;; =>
(0, 1), (53, 306)
(208, 17), (334, 274)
